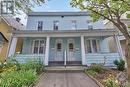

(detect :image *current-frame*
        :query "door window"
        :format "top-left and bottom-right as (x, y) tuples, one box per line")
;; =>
(69, 43), (74, 51)
(56, 39), (62, 52)
(68, 39), (74, 52)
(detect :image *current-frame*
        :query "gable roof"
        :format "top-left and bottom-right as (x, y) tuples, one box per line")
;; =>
(0, 32), (8, 43)
(1, 15), (25, 30)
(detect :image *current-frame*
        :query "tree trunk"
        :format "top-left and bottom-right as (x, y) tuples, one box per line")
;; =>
(125, 38), (130, 82)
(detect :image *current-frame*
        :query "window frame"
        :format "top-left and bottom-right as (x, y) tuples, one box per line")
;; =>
(53, 20), (59, 30)
(37, 21), (43, 31)
(32, 39), (46, 54)
(56, 39), (63, 52)
(87, 20), (93, 29)
(71, 20), (77, 30)
(68, 39), (75, 52)
(85, 38), (100, 53)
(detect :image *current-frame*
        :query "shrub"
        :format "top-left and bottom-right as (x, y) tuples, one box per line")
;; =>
(89, 64), (104, 73)
(85, 69), (97, 77)
(105, 79), (119, 87)
(20, 59), (44, 74)
(0, 70), (37, 87)
(113, 59), (125, 71)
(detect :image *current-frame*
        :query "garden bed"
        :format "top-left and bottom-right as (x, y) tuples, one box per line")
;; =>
(85, 63), (130, 87)
(0, 58), (44, 87)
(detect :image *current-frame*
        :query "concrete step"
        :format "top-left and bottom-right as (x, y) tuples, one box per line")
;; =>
(45, 66), (87, 73)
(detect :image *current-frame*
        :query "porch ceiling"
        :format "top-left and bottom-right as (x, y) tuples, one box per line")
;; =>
(11, 29), (118, 37)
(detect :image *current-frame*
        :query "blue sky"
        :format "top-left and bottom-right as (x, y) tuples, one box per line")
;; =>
(19, 0), (80, 25)
(33, 0), (79, 12)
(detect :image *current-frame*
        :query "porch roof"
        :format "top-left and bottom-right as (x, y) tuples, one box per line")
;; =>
(11, 29), (118, 37)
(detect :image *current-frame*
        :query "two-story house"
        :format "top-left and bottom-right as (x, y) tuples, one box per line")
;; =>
(8, 12), (122, 66)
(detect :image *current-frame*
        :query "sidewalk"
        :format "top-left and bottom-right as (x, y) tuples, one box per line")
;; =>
(34, 72), (99, 87)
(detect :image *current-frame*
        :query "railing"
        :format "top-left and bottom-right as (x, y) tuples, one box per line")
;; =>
(64, 50), (67, 66)
(85, 53), (120, 66)
(15, 54), (45, 64)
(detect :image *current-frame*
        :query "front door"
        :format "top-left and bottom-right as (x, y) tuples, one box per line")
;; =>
(49, 38), (82, 66)
(66, 39), (82, 65)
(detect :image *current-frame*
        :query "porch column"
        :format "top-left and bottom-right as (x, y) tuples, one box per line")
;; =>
(44, 36), (50, 66)
(8, 37), (17, 57)
(81, 36), (86, 65)
(114, 35), (124, 59)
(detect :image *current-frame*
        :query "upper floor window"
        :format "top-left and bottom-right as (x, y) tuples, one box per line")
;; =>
(53, 21), (59, 30)
(32, 40), (46, 54)
(37, 21), (43, 31)
(85, 39), (100, 53)
(87, 20), (93, 29)
(71, 20), (77, 29)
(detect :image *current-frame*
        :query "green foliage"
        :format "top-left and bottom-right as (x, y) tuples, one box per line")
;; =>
(20, 59), (44, 74)
(105, 79), (119, 87)
(15, 0), (45, 14)
(0, 58), (20, 73)
(85, 69), (97, 77)
(127, 14), (130, 18)
(113, 59), (125, 71)
(0, 57), (45, 87)
(0, 70), (37, 87)
(70, 0), (130, 22)
(125, 82), (130, 87)
(89, 64), (104, 73)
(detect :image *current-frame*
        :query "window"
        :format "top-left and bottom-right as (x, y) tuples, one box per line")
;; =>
(56, 39), (62, 51)
(32, 40), (45, 54)
(37, 21), (43, 30)
(85, 39), (100, 53)
(53, 21), (59, 30)
(86, 40), (92, 53)
(71, 20), (77, 29)
(57, 43), (62, 51)
(69, 43), (74, 51)
(68, 39), (74, 51)
(87, 20), (93, 29)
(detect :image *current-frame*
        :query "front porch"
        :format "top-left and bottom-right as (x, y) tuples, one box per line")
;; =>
(8, 29), (123, 67)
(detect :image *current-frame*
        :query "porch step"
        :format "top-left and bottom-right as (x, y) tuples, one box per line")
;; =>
(45, 66), (87, 73)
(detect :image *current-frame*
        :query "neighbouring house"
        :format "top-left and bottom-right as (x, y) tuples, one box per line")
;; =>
(105, 19), (130, 57)
(0, 15), (25, 61)
(8, 12), (122, 66)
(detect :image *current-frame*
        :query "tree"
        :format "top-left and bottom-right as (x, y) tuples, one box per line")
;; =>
(0, 0), (45, 14)
(15, 0), (45, 14)
(70, 0), (130, 81)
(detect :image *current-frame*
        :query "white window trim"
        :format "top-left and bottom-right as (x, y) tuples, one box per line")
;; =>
(37, 21), (43, 30)
(85, 38), (100, 53)
(32, 39), (45, 54)
(71, 20), (77, 30)
(53, 20), (59, 30)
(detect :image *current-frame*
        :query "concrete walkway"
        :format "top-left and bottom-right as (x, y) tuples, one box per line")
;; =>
(34, 73), (99, 87)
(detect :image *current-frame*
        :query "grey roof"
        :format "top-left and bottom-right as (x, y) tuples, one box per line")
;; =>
(28, 11), (90, 16)
(1, 15), (25, 30)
